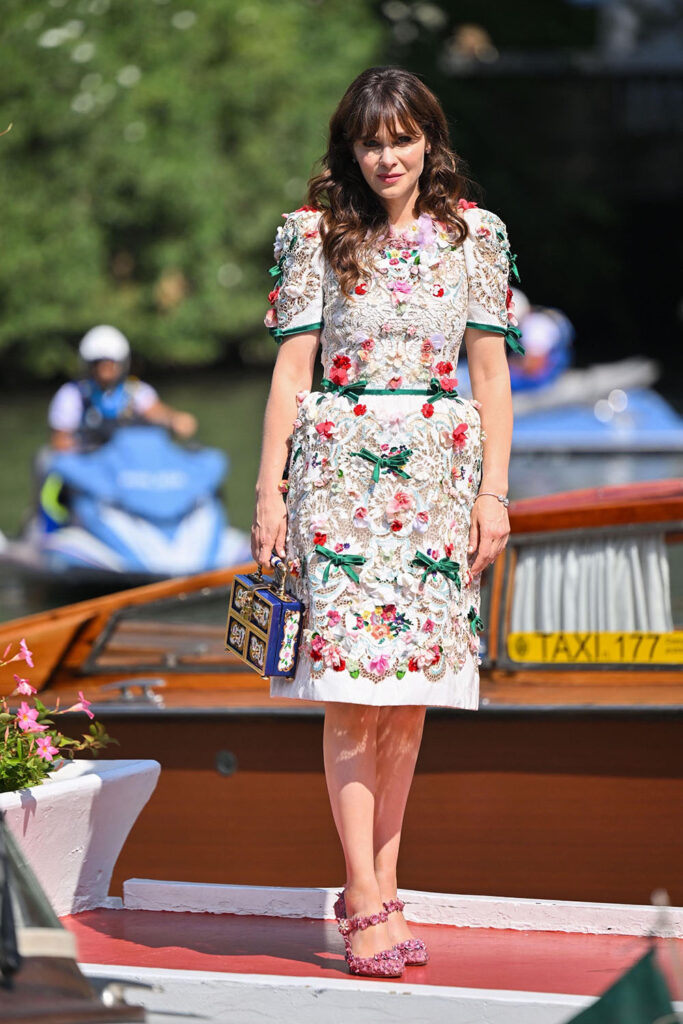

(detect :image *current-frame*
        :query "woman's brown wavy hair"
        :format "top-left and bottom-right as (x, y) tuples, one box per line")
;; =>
(307, 66), (475, 296)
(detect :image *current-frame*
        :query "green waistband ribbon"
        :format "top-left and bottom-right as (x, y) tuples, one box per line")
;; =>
(319, 378), (369, 403)
(411, 550), (461, 590)
(351, 447), (412, 482)
(426, 377), (463, 405)
(468, 606), (484, 635)
(315, 544), (366, 584)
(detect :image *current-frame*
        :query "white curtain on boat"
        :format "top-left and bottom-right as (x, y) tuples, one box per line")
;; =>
(510, 533), (673, 633)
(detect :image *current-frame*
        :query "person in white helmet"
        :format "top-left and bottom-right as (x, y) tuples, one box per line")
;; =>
(47, 325), (197, 449)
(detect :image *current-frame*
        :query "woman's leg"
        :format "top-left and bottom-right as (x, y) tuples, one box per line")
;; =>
(323, 701), (394, 958)
(373, 705), (426, 944)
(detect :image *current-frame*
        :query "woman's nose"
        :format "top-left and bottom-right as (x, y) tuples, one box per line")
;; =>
(379, 145), (397, 167)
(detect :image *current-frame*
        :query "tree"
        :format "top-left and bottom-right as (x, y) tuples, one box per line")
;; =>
(0, 0), (381, 376)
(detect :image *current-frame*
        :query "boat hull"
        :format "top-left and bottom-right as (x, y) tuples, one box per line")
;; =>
(55, 708), (683, 907)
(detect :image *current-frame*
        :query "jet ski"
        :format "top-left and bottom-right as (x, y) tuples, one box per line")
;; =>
(0, 424), (252, 586)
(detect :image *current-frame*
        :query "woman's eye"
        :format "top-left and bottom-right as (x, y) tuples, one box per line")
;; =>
(396, 136), (413, 145)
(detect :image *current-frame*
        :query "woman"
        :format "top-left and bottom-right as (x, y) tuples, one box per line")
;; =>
(252, 67), (521, 977)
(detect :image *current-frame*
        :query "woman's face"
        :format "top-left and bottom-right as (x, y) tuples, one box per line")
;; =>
(352, 120), (427, 209)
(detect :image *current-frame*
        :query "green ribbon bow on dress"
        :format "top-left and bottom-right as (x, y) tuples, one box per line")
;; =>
(268, 233), (298, 285)
(315, 544), (367, 584)
(426, 377), (463, 404)
(503, 325), (524, 355)
(496, 228), (521, 283)
(319, 378), (369, 403)
(468, 606), (484, 635)
(351, 447), (412, 483)
(411, 550), (462, 590)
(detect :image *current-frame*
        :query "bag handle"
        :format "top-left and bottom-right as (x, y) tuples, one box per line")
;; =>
(257, 554), (288, 599)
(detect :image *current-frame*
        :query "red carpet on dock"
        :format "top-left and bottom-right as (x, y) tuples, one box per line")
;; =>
(62, 908), (682, 996)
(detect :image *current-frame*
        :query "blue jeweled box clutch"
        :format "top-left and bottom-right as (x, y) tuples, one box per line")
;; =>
(225, 556), (303, 678)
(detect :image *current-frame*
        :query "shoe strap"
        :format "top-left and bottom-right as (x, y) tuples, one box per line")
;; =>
(338, 907), (389, 936)
(383, 897), (405, 915)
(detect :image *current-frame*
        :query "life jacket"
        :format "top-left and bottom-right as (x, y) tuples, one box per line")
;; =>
(77, 377), (143, 446)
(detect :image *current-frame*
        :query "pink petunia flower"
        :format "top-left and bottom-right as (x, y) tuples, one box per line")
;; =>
(13, 675), (36, 697)
(16, 702), (47, 733)
(18, 639), (34, 668)
(65, 692), (95, 720)
(35, 735), (59, 762)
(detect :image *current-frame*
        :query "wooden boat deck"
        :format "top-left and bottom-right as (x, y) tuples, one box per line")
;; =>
(64, 907), (683, 999)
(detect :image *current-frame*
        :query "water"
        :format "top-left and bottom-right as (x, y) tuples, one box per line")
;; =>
(1, 371), (681, 623)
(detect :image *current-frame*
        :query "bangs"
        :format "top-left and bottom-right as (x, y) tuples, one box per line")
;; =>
(347, 90), (422, 142)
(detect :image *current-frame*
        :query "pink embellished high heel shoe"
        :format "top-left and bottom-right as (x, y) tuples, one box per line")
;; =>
(383, 897), (429, 965)
(336, 906), (405, 978)
(334, 890), (428, 967)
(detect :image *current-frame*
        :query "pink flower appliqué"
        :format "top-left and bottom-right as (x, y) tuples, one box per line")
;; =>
(369, 654), (390, 675)
(386, 490), (414, 515)
(439, 376), (458, 392)
(413, 510), (429, 534)
(441, 423), (468, 450)
(353, 506), (369, 527)
(315, 421), (336, 441)
(457, 198), (478, 211)
(264, 308), (278, 329)
(422, 619), (435, 633)
(327, 610), (342, 627)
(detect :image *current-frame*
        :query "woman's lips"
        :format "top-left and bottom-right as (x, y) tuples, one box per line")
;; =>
(377, 173), (403, 183)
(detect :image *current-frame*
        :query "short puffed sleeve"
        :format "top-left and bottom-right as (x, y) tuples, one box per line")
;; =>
(462, 205), (524, 354)
(264, 208), (324, 341)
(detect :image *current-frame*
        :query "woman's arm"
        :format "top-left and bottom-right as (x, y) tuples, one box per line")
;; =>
(252, 330), (320, 566)
(464, 327), (512, 576)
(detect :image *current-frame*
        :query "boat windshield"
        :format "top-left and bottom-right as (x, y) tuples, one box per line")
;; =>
(86, 584), (239, 673)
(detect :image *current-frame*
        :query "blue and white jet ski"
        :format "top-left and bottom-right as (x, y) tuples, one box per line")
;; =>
(0, 425), (251, 585)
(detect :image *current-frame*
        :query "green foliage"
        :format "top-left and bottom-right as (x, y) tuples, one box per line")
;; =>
(0, 0), (382, 376)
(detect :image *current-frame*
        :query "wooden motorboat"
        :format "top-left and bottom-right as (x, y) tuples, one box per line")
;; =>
(2, 479), (681, 906)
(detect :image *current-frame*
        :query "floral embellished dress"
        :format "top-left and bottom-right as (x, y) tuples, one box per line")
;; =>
(265, 203), (521, 708)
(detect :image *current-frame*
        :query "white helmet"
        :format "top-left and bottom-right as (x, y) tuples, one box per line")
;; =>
(78, 325), (131, 363)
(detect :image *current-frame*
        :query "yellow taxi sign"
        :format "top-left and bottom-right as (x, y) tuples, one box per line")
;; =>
(507, 631), (683, 665)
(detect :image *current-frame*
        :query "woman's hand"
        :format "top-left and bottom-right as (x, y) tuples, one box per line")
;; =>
(467, 495), (510, 576)
(251, 490), (287, 567)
